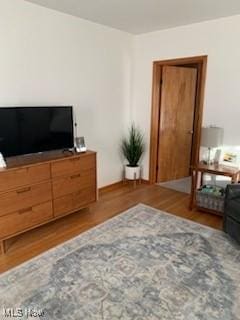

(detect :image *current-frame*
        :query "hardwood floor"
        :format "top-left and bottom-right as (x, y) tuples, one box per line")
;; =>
(0, 183), (223, 274)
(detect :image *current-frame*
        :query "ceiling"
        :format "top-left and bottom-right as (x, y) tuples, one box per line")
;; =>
(25, 0), (240, 34)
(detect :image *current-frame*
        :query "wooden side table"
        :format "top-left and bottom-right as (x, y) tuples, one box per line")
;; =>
(190, 162), (240, 214)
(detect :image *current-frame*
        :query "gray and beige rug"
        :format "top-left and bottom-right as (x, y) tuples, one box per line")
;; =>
(0, 204), (240, 320)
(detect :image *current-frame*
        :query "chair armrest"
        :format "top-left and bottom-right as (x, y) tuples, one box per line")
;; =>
(225, 184), (240, 201)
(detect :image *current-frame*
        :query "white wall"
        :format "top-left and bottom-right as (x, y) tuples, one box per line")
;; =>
(0, 0), (133, 187)
(132, 15), (240, 179)
(1, 1), (240, 185)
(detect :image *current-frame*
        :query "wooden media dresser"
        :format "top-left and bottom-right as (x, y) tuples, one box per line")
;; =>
(0, 150), (97, 254)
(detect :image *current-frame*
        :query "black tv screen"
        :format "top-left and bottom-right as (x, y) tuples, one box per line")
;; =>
(0, 106), (74, 157)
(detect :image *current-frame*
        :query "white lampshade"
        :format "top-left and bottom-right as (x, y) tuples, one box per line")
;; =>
(201, 126), (224, 148)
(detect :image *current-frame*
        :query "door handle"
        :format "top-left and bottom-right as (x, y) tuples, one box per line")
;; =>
(188, 130), (194, 134)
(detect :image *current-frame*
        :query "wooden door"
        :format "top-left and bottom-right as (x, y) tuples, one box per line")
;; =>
(157, 66), (197, 182)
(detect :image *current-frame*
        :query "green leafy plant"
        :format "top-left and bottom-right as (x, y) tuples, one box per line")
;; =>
(121, 124), (145, 167)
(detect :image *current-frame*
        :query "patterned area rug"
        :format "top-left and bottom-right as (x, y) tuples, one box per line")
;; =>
(0, 204), (240, 320)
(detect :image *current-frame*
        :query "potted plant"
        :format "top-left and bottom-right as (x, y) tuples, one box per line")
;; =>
(121, 124), (145, 180)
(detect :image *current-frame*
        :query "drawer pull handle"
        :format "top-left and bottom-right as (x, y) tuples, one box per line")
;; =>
(17, 187), (31, 194)
(19, 207), (32, 214)
(71, 174), (81, 179)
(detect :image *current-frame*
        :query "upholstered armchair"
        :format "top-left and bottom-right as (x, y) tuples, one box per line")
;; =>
(224, 184), (240, 244)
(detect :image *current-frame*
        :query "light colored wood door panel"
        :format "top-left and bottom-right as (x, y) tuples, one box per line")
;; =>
(157, 66), (197, 182)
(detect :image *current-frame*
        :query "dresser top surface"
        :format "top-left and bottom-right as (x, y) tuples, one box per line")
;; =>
(0, 150), (96, 172)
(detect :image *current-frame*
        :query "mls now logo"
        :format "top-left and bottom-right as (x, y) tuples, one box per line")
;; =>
(3, 308), (24, 318)
(3, 308), (45, 318)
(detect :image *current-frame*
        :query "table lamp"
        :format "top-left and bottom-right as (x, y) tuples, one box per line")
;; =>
(201, 126), (224, 164)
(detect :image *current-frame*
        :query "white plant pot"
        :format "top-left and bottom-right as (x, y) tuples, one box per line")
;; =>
(125, 165), (140, 180)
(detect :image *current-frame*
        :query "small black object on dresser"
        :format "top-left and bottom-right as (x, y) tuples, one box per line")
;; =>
(224, 184), (240, 244)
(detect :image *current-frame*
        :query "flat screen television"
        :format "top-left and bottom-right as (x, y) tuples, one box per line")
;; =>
(0, 106), (74, 158)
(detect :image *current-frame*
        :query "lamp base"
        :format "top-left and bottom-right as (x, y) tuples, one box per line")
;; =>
(202, 159), (214, 165)
(202, 148), (213, 165)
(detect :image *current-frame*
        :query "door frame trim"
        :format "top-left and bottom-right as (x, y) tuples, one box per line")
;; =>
(149, 55), (208, 184)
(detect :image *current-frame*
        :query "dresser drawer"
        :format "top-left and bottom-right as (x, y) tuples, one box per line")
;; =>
(53, 186), (96, 217)
(74, 186), (96, 209)
(51, 154), (96, 178)
(52, 169), (95, 198)
(0, 163), (51, 193)
(53, 194), (73, 217)
(0, 201), (53, 239)
(0, 182), (52, 217)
